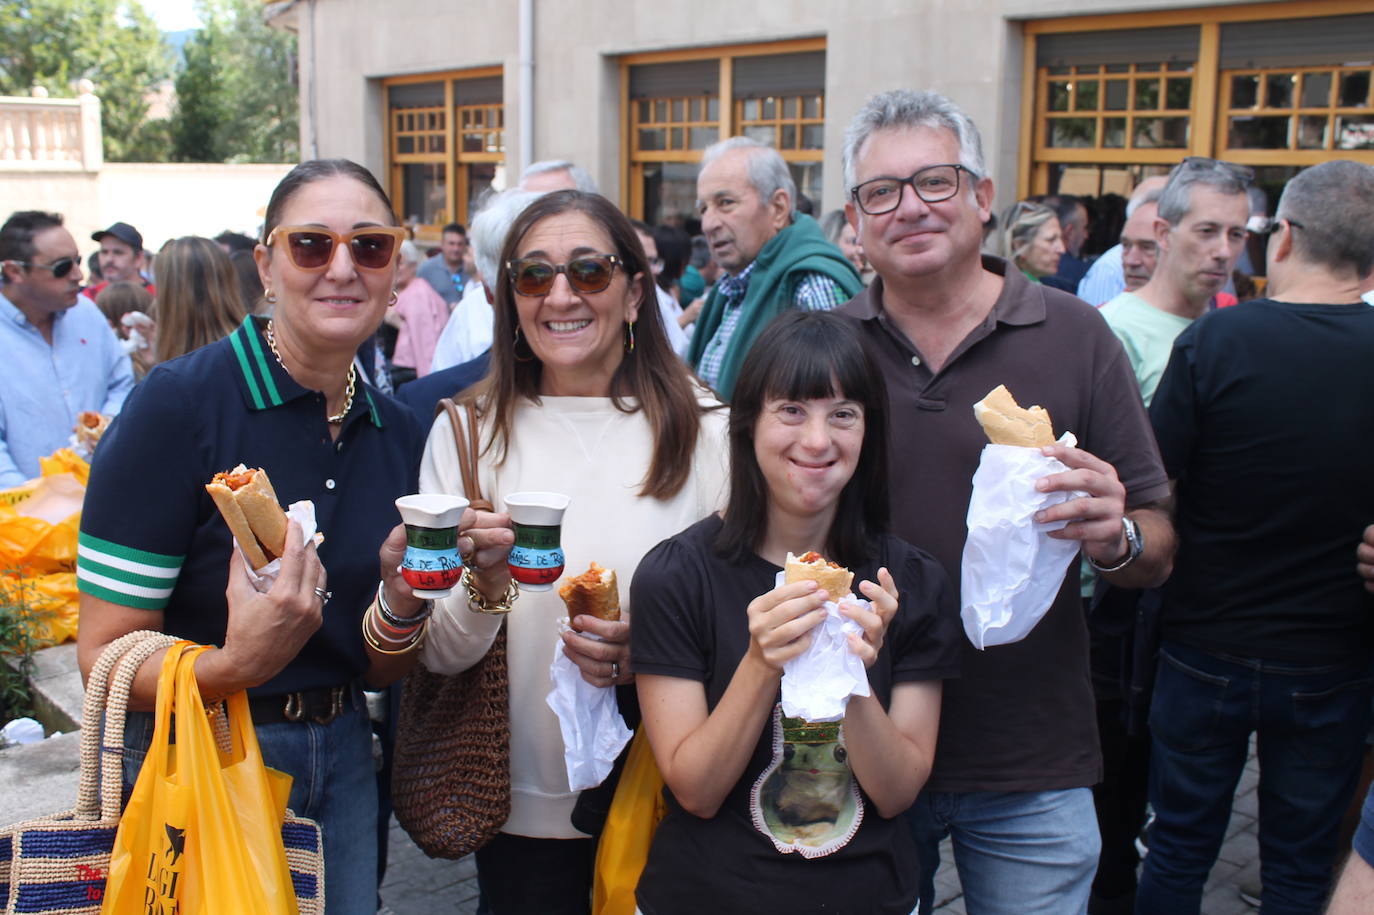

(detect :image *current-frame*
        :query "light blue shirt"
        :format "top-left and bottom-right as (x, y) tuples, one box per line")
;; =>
(1077, 244), (1123, 307)
(0, 289), (134, 486)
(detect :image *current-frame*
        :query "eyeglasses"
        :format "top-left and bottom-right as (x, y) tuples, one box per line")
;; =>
(1178, 156), (1255, 185)
(506, 255), (622, 296)
(8, 257), (80, 278)
(267, 225), (406, 272)
(1261, 217), (1304, 238)
(850, 164), (977, 215)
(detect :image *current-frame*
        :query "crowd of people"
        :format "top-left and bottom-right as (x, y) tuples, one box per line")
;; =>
(0, 85), (1371, 915)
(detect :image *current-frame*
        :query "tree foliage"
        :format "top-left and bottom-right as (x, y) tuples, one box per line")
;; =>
(171, 0), (298, 163)
(0, 0), (172, 161)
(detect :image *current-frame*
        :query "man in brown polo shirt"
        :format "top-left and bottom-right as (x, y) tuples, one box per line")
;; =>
(838, 89), (1175, 914)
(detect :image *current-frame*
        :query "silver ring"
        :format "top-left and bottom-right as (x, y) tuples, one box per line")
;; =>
(314, 587), (332, 602)
(611, 661), (620, 680)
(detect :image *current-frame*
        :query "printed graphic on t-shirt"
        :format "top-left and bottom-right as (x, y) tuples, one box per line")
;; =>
(750, 705), (863, 857)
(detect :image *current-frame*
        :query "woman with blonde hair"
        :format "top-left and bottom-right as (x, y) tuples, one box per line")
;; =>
(1001, 200), (1066, 283)
(152, 235), (248, 363)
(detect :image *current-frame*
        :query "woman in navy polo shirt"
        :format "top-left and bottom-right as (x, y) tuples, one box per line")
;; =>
(75, 159), (505, 914)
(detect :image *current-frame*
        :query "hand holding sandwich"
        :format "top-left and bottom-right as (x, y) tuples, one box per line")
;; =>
(200, 520), (328, 693)
(838, 567), (900, 669)
(1032, 443), (1130, 563)
(744, 579), (830, 674)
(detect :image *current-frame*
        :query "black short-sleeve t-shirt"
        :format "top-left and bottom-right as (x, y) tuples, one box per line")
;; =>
(1150, 298), (1374, 663)
(630, 515), (960, 915)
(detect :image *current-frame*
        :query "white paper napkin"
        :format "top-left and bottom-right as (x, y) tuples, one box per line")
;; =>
(776, 571), (872, 722)
(545, 622), (633, 792)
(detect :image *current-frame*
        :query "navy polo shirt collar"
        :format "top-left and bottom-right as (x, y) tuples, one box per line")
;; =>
(228, 315), (383, 428)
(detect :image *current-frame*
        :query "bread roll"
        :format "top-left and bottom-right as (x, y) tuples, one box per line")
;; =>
(784, 551), (854, 599)
(206, 465), (289, 570)
(558, 562), (620, 621)
(973, 384), (1055, 447)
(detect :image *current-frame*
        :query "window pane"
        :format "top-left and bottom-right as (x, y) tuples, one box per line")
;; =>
(462, 132), (484, 153)
(1231, 75), (1260, 109)
(1103, 117), (1126, 148)
(428, 135), (445, 153)
(689, 127), (717, 149)
(743, 124), (774, 145)
(638, 100), (650, 122)
(1166, 78), (1191, 110)
(1104, 80), (1129, 111)
(670, 127), (684, 149)
(1228, 115), (1291, 148)
(1133, 116), (1188, 148)
(707, 97), (720, 120)
(1297, 115), (1328, 149)
(1266, 73), (1295, 109)
(654, 100), (667, 121)
(803, 95), (820, 118)
(783, 97), (798, 119)
(1047, 117), (1096, 148)
(465, 163), (496, 222)
(1336, 115), (1374, 149)
(1049, 81), (1070, 112)
(1135, 62), (1160, 72)
(789, 161), (823, 209)
(761, 97), (776, 119)
(399, 163), (446, 226)
(638, 128), (665, 151)
(801, 124), (824, 149)
(743, 98), (759, 120)
(1075, 81), (1099, 111)
(1301, 72), (1332, 109)
(397, 136), (414, 154)
(640, 161), (703, 227)
(781, 124), (797, 148)
(688, 98), (701, 121)
(1340, 71), (1371, 108)
(1135, 80), (1160, 110)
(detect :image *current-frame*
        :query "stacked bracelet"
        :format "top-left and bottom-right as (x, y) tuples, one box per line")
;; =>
(363, 601), (427, 655)
(376, 581), (433, 627)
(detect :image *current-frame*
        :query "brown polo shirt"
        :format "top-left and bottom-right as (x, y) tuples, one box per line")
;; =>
(841, 256), (1169, 793)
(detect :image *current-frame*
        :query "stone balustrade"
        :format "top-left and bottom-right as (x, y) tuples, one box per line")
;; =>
(0, 83), (103, 171)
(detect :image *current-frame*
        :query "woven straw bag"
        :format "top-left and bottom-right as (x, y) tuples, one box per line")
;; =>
(391, 397), (511, 858)
(0, 631), (327, 915)
(1, 630), (173, 913)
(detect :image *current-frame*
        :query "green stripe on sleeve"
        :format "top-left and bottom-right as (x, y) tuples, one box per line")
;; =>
(77, 531), (183, 568)
(76, 577), (169, 611)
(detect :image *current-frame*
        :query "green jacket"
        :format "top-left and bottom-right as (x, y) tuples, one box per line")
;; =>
(686, 214), (863, 400)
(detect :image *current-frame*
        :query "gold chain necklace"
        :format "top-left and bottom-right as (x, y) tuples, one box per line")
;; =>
(265, 320), (356, 424)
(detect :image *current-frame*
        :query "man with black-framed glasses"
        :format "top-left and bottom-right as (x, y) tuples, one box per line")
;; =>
(0, 210), (133, 486)
(839, 89), (1176, 915)
(1139, 159), (1374, 915)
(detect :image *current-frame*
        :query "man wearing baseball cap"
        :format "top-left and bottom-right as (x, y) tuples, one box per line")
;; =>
(87, 221), (153, 297)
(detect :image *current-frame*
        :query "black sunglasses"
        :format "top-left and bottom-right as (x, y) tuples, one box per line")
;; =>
(506, 255), (622, 296)
(10, 257), (80, 279)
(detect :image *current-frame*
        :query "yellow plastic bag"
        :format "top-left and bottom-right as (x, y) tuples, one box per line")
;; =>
(0, 472), (83, 573)
(0, 571), (80, 646)
(592, 729), (668, 915)
(40, 448), (91, 486)
(102, 642), (300, 915)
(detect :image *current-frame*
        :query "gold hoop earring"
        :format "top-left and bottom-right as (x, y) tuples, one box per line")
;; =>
(388, 289), (398, 305)
(513, 324), (537, 363)
(624, 320), (636, 353)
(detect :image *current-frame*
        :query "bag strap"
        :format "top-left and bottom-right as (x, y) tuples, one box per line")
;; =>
(73, 630), (179, 821)
(439, 397), (493, 513)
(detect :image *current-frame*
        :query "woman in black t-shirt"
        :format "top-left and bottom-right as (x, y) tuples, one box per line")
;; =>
(631, 311), (961, 915)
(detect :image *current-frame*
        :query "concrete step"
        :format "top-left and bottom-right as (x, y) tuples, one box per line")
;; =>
(1, 643), (88, 825)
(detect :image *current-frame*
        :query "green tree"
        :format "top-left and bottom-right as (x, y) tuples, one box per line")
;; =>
(0, 0), (172, 161)
(171, 0), (298, 163)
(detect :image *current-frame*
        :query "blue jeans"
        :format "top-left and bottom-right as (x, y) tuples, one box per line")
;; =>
(909, 787), (1100, 914)
(1136, 641), (1374, 915)
(123, 691), (378, 915)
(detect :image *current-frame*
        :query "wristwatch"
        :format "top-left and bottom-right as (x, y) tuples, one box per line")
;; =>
(1088, 516), (1143, 573)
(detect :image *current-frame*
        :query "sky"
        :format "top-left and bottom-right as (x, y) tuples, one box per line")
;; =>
(140, 0), (203, 32)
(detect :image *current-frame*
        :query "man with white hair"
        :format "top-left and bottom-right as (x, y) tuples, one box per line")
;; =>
(402, 189), (543, 417)
(1077, 176), (1170, 306)
(520, 159), (598, 194)
(687, 136), (863, 399)
(838, 89), (1175, 914)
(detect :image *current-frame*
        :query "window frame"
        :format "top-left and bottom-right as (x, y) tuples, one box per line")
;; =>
(618, 38), (826, 221)
(382, 66), (504, 240)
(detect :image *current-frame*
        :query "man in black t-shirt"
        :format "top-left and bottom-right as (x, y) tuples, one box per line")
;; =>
(1139, 160), (1374, 915)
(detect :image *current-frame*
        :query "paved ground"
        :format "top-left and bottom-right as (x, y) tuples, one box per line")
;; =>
(378, 748), (1265, 914)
